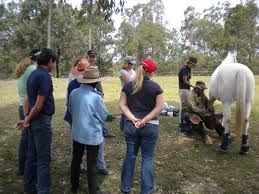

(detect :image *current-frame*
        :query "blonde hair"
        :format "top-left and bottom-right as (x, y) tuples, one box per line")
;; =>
(132, 65), (147, 94)
(15, 57), (33, 78)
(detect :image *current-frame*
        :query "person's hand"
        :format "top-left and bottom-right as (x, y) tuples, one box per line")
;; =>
(131, 117), (141, 128)
(134, 118), (148, 128)
(207, 105), (215, 113)
(23, 116), (30, 128)
(16, 117), (30, 130)
(16, 120), (24, 130)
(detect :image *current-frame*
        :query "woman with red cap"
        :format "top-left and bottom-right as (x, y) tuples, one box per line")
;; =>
(119, 59), (164, 194)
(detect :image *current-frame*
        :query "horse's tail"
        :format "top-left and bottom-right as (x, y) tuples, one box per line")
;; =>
(235, 70), (246, 136)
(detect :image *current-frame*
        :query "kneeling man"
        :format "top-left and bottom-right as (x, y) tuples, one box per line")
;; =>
(181, 81), (224, 144)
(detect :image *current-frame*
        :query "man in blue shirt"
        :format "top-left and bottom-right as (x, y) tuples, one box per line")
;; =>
(69, 67), (108, 194)
(17, 48), (57, 194)
(178, 57), (197, 122)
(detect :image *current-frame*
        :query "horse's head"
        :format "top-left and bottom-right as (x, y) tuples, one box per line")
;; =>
(221, 51), (237, 64)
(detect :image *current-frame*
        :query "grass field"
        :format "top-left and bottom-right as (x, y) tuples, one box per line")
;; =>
(0, 76), (259, 194)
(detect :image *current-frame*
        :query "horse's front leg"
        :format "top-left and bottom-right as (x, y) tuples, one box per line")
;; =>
(240, 102), (252, 155)
(219, 102), (231, 153)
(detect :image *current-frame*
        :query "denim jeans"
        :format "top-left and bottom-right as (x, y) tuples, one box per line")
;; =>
(97, 141), (106, 170)
(121, 121), (159, 194)
(102, 125), (109, 137)
(120, 114), (126, 132)
(70, 141), (99, 194)
(24, 114), (52, 194)
(18, 106), (28, 175)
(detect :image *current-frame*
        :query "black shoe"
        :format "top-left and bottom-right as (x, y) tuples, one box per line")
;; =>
(97, 168), (111, 175)
(70, 187), (78, 193)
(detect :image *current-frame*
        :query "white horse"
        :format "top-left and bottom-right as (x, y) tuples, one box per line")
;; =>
(209, 51), (255, 154)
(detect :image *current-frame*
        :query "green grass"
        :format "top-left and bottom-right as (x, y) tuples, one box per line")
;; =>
(0, 76), (259, 193)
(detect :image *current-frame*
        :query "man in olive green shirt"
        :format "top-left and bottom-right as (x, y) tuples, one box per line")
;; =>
(182, 81), (224, 144)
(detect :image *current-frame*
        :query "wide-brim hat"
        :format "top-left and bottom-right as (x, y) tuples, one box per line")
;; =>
(187, 57), (198, 66)
(194, 81), (208, 89)
(77, 66), (102, 84)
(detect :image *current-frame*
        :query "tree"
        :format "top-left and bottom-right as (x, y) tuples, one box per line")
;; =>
(115, 0), (168, 61)
(224, 1), (259, 65)
(47, 0), (53, 48)
(81, 0), (126, 49)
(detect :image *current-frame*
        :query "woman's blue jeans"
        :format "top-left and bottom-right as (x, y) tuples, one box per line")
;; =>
(121, 121), (159, 194)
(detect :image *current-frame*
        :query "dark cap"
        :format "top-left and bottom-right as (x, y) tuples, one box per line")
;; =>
(187, 57), (198, 66)
(123, 56), (137, 65)
(87, 50), (97, 57)
(29, 49), (41, 61)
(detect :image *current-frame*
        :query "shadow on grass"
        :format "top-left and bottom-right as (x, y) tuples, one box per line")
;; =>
(0, 98), (259, 193)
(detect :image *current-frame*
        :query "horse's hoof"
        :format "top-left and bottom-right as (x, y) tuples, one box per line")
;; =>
(218, 146), (228, 153)
(219, 133), (230, 153)
(239, 145), (249, 155)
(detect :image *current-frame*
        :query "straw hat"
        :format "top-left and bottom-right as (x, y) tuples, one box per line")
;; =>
(77, 66), (102, 84)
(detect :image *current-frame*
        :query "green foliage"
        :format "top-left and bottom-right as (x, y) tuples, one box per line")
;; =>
(115, 0), (168, 61)
(0, 0), (258, 78)
(180, 1), (259, 71)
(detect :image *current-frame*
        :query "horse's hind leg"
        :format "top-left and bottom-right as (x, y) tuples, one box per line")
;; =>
(240, 102), (252, 155)
(219, 103), (231, 153)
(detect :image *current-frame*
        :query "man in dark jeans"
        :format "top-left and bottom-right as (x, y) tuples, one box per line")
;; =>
(17, 48), (57, 194)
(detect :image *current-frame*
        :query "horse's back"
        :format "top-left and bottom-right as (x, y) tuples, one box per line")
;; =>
(210, 63), (255, 102)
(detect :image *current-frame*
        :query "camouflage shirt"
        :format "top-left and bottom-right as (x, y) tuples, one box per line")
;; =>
(186, 89), (211, 116)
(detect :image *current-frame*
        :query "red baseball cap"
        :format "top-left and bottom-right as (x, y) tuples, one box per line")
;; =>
(141, 59), (157, 73)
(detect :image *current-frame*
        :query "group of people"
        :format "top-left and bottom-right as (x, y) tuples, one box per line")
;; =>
(15, 48), (162, 194)
(15, 48), (223, 194)
(178, 57), (224, 144)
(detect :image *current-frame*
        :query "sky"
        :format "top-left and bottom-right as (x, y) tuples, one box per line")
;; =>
(66, 0), (259, 30)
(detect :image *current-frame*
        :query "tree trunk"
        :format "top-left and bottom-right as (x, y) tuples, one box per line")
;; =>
(47, 0), (53, 48)
(56, 49), (60, 78)
(88, 0), (93, 50)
